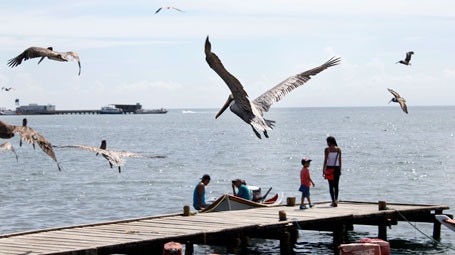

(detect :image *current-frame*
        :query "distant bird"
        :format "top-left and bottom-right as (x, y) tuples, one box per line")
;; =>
(155, 6), (184, 14)
(0, 118), (61, 170)
(1, 87), (14, 91)
(0, 141), (18, 162)
(205, 36), (341, 139)
(396, 51), (414, 66)
(8, 46), (81, 75)
(388, 88), (408, 114)
(55, 140), (166, 173)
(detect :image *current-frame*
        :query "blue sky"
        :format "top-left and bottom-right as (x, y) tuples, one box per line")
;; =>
(0, 0), (454, 110)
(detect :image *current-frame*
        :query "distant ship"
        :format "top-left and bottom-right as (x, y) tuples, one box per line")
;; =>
(0, 108), (16, 115)
(100, 105), (123, 114)
(135, 108), (168, 114)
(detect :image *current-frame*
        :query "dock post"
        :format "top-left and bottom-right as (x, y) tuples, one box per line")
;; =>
(333, 224), (345, 255)
(378, 224), (388, 241)
(433, 209), (443, 240)
(185, 241), (194, 255)
(280, 231), (294, 255)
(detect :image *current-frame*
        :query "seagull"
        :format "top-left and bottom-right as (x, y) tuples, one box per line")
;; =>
(155, 6), (184, 14)
(388, 88), (408, 114)
(396, 51), (414, 66)
(55, 140), (166, 173)
(205, 36), (341, 139)
(1, 87), (14, 91)
(0, 141), (18, 162)
(0, 118), (61, 170)
(8, 46), (81, 75)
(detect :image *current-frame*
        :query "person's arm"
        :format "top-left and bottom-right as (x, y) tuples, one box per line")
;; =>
(322, 148), (328, 176)
(196, 183), (205, 209)
(338, 148), (342, 175)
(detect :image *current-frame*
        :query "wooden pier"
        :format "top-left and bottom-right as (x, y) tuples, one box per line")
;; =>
(0, 201), (450, 255)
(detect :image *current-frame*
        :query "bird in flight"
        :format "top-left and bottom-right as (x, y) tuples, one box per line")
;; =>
(55, 140), (166, 173)
(155, 6), (184, 14)
(396, 51), (414, 66)
(1, 87), (14, 91)
(8, 46), (82, 75)
(387, 88), (408, 114)
(0, 141), (18, 162)
(205, 36), (340, 139)
(0, 118), (61, 170)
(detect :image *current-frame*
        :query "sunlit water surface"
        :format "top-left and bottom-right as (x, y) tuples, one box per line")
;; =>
(0, 106), (454, 254)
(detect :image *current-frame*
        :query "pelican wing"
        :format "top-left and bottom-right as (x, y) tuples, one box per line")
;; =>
(398, 99), (408, 114)
(56, 145), (125, 167)
(405, 51), (414, 62)
(253, 57), (341, 113)
(61, 52), (81, 75)
(0, 141), (18, 161)
(13, 126), (61, 170)
(387, 88), (400, 99)
(205, 37), (253, 115)
(171, 7), (184, 12)
(155, 7), (163, 14)
(7, 47), (55, 67)
(0, 120), (16, 138)
(117, 151), (167, 159)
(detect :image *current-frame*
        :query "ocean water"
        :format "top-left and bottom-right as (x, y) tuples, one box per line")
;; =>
(0, 106), (454, 254)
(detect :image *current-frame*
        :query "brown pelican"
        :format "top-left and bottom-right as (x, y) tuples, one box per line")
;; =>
(55, 140), (166, 173)
(0, 141), (18, 162)
(205, 36), (341, 139)
(8, 47), (81, 75)
(0, 118), (61, 170)
(388, 88), (408, 114)
(396, 51), (414, 66)
(1, 87), (14, 91)
(155, 6), (184, 14)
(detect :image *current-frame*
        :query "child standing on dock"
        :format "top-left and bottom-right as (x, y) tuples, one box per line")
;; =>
(299, 157), (315, 209)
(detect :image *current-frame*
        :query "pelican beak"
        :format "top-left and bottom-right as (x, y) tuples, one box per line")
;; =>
(388, 99), (393, 104)
(216, 95), (233, 119)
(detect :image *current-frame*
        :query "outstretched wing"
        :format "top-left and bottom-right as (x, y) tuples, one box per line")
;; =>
(204, 36), (253, 115)
(0, 141), (18, 162)
(61, 52), (81, 75)
(7, 47), (54, 67)
(56, 145), (125, 167)
(398, 100), (408, 114)
(117, 151), (167, 159)
(404, 51), (414, 62)
(13, 126), (61, 170)
(253, 57), (341, 113)
(387, 88), (400, 99)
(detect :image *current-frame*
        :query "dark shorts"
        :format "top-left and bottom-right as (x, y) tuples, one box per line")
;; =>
(299, 185), (310, 197)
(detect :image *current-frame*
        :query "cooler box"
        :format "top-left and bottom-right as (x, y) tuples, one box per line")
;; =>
(359, 238), (390, 255)
(339, 243), (381, 255)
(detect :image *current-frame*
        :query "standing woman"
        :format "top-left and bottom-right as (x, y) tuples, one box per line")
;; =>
(323, 136), (342, 207)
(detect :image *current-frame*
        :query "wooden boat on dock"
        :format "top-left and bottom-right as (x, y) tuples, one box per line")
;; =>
(435, 214), (455, 232)
(201, 193), (283, 213)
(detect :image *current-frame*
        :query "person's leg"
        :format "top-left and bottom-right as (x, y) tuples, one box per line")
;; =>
(328, 180), (335, 204)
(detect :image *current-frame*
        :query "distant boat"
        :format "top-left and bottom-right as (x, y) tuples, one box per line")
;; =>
(100, 105), (123, 114)
(135, 108), (167, 114)
(0, 108), (16, 115)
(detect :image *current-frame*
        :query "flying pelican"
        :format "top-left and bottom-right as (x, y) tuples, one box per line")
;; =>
(205, 36), (341, 139)
(55, 140), (166, 173)
(155, 6), (184, 14)
(396, 51), (414, 66)
(8, 46), (81, 75)
(1, 87), (14, 91)
(0, 141), (18, 162)
(0, 118), (61, 170)
(388, 88), (408, 114)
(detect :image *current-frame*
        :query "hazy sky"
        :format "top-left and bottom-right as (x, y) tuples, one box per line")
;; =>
(0, 0), (454, 110)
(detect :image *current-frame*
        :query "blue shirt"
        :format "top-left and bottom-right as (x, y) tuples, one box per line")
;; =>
(193, 182), (206, 210)
(237, 184), (251, 200)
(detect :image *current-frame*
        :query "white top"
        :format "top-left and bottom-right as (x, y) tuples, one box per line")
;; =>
(327, 151), (340, 166)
